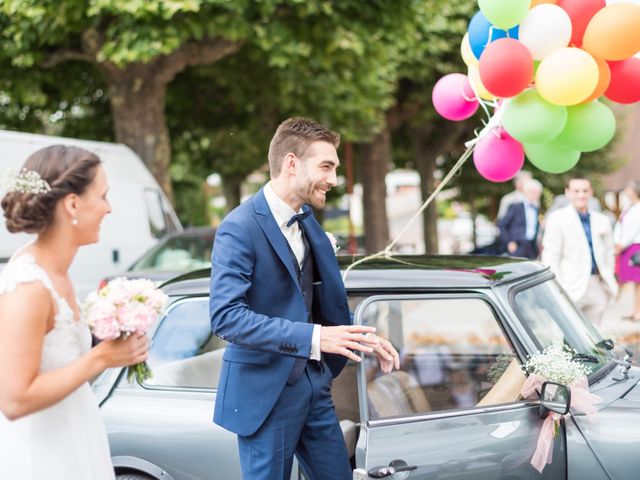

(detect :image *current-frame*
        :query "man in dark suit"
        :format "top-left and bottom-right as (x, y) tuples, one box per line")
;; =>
(209, 117), (399, 480)
(498, 178), (543, 259)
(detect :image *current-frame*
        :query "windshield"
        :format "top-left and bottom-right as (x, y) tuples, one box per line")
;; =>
(131, 232), (213, 272)
(513, 279), (613, 374)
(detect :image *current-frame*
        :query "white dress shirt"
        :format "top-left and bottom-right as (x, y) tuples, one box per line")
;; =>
(263, 183), (321, 360)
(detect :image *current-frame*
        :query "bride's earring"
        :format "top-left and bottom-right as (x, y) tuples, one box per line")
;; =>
(72, 217), (78, 226)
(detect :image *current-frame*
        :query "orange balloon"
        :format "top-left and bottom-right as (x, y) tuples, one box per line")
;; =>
(530, 0), (558, 6)
(583, 4), (640, 61)
(583, 57), (611, 103)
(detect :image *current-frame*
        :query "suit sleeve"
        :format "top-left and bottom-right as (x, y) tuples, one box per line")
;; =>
(601, 217), (616, 275)
(498, 205), (515, 244)
(209, 219), (314, 359)
(541, 212), (563, 276)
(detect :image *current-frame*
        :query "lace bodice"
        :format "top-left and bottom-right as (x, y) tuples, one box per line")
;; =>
(0, 254), (91, 371)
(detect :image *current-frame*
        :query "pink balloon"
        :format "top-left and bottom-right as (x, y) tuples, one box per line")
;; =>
(473, 128), (525, 182)
(432, 73), (479, 121)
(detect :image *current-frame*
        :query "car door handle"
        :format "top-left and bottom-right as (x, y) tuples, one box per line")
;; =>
(367, 459), (417, 478)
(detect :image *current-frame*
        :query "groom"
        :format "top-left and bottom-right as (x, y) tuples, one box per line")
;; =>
(210, 117), (398, 480)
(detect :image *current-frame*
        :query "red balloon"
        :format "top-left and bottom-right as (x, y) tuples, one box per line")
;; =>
(605, 58), (640, 104)
(557, 0), (605, 46)
(479, 39), (534, 98)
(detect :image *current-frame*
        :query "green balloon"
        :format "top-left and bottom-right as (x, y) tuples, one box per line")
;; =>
(524, 141), (581, 174)
(478, 0), (531, 30)
(555, 101), (616, 152)
(503, 89), (567, 144)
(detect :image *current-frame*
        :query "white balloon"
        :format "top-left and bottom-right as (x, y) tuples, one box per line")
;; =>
(519, 4), (572, 60)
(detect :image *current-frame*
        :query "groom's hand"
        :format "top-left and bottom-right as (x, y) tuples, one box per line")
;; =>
(369, 335), (400, 373)
(320, 325), (378, 362)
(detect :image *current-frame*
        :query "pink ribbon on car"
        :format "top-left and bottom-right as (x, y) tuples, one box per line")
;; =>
(520, 374), (602, 473)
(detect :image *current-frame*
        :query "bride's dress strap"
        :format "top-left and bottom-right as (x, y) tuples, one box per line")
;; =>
(0, 254), (59, 300)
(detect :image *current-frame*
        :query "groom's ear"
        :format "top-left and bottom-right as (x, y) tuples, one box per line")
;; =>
(283, 152), (298, 176)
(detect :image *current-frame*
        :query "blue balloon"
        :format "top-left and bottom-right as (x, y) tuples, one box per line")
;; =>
(468, 11), (519, 60)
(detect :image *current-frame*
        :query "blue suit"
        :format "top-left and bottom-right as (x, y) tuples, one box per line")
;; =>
(210, 187), (351, 479)
(498, 202), (540, 259)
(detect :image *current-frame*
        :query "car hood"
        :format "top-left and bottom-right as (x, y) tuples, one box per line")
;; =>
(571, 367), (640, 479)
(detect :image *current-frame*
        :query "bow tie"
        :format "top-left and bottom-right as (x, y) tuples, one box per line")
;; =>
(286, 210), (312, 228)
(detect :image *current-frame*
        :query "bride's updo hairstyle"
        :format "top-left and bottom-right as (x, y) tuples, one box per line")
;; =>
(2, 145), (101, 234)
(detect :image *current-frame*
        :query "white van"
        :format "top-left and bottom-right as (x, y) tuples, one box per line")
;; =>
(0, 129), (182, 300)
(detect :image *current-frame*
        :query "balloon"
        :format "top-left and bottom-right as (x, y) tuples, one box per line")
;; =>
(555, 101), (616, 151)
(473, 128), (525, 182)
(582, 3), (640, 61)
(468, 65), (496, 100)
(531, 0), (558, 5)
(461, 34), (478, 67)
(468, 11), (520, 60)
(582, 57), (611, 103)
(556, 0), (605, 46)
(502, 89), (568, 143)
(479, 39), (534, 98)
(519, 5), (572, 60)
(536, 48), (599, 105)
(605, 57), (640, 103)
(479, 0), (531, 30)
(524, 141), (581, 173)
(432, 74), (480, 121)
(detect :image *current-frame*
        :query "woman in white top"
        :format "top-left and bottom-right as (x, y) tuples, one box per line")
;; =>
(614, 180), (640, 320)
(0, 145), (149, 479)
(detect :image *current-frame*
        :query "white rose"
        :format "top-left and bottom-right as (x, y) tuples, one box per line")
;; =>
(326, 232), (340, 255)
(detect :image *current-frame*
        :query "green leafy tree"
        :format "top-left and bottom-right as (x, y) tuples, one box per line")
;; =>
(0, 0), (422, 200)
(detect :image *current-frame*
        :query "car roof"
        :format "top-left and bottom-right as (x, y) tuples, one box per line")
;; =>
(160, 254), (548, 296)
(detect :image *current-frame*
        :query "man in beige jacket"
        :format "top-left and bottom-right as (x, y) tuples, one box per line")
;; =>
(541, 177), (618, 326)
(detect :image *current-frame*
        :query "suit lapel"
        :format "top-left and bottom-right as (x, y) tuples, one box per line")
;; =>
(252, 189), (301, 288)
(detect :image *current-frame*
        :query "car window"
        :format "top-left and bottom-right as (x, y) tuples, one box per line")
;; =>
(513, 279), (612, 372)
(359, 296), (523, 421)
(131, 233), (213, 272)
(145, 297), (225, 389)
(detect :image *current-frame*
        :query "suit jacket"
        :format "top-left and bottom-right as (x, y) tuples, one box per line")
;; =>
(209, 187), (350, 436)
(498, 202), (539, 258)
(541, 205), (618, 302)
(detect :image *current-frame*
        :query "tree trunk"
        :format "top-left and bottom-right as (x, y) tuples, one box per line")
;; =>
(411, 127), (439, 254)
(221, 173), (244, 213)
(108, 74), (173, 197)
(360, 129), (391, 254)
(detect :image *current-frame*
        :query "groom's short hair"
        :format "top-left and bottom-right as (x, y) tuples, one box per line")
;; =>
(268, 117), (340, 178)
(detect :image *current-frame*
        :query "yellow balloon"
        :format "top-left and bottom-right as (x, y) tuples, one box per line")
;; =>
(461, 33), (478, 67)
(536, 48), (599, 106)
(468, 65), (495, 101)
(530, 0), (557, 6)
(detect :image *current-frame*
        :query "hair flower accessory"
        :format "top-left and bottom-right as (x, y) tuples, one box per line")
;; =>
(0, 168), (51, 195)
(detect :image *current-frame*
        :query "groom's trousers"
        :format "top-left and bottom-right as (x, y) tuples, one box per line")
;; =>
(236, 360), (351, 480)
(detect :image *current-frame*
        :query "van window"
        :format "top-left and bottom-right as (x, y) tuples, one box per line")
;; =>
(144, 189), (171, 238)
(360, 296), (522, 420)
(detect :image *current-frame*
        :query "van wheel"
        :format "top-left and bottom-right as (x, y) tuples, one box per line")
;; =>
(115, 474), (154, 480)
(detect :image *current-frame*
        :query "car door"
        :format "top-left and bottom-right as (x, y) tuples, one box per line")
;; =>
(102, 296), (242, 479)
(353, 293), (568, 480)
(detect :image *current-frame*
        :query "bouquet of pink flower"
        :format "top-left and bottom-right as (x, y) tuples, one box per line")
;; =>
(83, 278), (168, 383)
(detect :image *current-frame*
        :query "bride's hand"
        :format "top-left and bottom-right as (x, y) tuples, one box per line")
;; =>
(93, 334), (149, 369)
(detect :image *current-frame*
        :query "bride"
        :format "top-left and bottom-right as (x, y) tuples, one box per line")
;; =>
(0, 145), (149, 479)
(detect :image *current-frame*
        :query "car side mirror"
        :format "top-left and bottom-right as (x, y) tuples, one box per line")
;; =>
(540, 381), (570, 416)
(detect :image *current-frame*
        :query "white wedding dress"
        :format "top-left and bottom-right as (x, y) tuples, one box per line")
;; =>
(0, 254), (115, 479)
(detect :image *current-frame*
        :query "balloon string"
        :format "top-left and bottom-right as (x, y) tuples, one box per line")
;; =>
(342, 143), (475, 280)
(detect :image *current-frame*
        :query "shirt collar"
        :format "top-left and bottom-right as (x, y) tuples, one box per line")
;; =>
(263, 182), (303, 229)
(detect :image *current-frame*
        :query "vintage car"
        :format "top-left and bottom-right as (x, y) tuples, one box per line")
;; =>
(94, 255), (640, 480)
